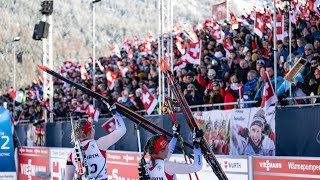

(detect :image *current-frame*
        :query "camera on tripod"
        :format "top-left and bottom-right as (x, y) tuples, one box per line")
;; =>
(33, 120), (45, 146)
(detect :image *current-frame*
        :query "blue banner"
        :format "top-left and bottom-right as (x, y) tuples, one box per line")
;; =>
(0, 107), (16, 172)
(276, 106), (320, 156)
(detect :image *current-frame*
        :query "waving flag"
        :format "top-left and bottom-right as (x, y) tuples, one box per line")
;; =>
(111, 44), (121, 58)
(261, 72), (277, 111)
(180, 40), (201, 65)
(223, 37), (233, 58)
(254, 11), (265, 38)
(141, 85), (158, 115)
(212, 23), (225, 44)
(86, 104), (100, 122)
(105, 67), (117, 90)
(230, 13), (239, 30)
(80, 63), (88, 80)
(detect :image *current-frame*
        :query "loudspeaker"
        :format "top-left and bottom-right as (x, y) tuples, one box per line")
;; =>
(40, 1), (53, 15)
(32, 21), (50, 40)
(32, 24), (41, 40)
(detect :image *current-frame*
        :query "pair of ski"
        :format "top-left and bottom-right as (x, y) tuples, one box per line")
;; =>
(156, 57), (228, 180)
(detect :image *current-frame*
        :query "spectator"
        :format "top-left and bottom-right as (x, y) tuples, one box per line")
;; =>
(304, 43), (314, 62)
(255, 65), (284, 100)
(243, 70), (259, 108)
(220, 74), (241, 110)
(183, 83), (202, 105)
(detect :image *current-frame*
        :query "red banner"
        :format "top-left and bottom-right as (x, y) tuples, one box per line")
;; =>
(18, 147), (50, 180)
(106, 151), (142, 180)
(254, 157), (320, 179)
(212, 1), (227, 22)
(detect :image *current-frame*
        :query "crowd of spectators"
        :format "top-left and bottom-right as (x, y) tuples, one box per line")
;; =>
(1, 6), (320, 123)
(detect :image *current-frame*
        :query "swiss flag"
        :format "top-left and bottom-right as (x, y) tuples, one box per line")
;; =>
(105, 67), (117, 90)
(211, 23), (225, 44)
(254, 12), (265, 38)
(141, 85), (158, 115)
(101, 117), (117, 134)
(111, 44), (121, 58)
(261, 72), (278, 111)
(223, 37), (233, 58)
(86, 104), (100, 122)
(230, 13), (239, 30)
(180, 40), (201, 65)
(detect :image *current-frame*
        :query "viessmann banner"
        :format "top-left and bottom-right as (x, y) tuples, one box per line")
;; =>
(253, 157), (320, 179)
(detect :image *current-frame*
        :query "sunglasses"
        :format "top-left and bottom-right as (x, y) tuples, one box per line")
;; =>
(311, 62), (318, 65)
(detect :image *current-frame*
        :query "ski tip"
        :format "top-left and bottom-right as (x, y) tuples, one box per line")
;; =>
(37, 64), (50, 72)
(161, 57), (171, 71)
(155, 60), (166, 73)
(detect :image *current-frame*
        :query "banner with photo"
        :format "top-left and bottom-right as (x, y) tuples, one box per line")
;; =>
(230, 107), (276, 156)
(194, 109), (233, 155)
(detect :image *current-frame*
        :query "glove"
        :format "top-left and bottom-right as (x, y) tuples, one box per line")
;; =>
(109, 104), (117, 115)
(172, 124), (180, 138)
(192, 128), (204, 148)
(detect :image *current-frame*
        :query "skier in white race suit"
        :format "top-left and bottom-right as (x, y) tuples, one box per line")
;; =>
(141, 125), (203, 180)
(65, 111), (126, 180)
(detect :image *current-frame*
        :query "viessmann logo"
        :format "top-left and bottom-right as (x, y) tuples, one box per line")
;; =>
(259, 160), (282, 171)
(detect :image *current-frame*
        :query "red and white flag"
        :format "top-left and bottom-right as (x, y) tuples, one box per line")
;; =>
(211, 23), (225, 44)
(96, 59), (105, 71)
(173, 58), (187, 71)
(116, 61), (128, 77)
(129, 94), (140, 110)
(141, 84), (158, 115)
(105, 67), (117, 90)
(254, 11), (265, 38)
(147, 32), (155, 42)
(175, 35), (186, 55)
(230, 13), (239, 30)
(101, 117), (116, 134)
(276, 14), (284, 41)
(182, 27), (199, 43)
(223, 37), (233, 58)
(122, 38), (131, 52)
(133, 35), (139, 47)
(180, 40), (201, 65)
(261, 72), (278, 111)
(80, 63), (88, 80)
(86, 104), (100, 122)
(111, 44), (121, 58)
(173, 23), (182, 35)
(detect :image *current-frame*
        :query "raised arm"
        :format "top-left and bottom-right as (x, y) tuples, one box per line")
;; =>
(164, 147), (202, 175)
(96, 112), (127, 150)
(165, 124), (179, 158)
(164, 128), (203, 175)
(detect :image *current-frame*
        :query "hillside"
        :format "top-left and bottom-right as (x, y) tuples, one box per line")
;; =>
(0, 0), (256, 92)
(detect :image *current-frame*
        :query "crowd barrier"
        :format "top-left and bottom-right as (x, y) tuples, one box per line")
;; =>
(13, 146), (320, 180)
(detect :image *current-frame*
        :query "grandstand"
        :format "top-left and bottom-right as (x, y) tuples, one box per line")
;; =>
(1, 0), (320, 179)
